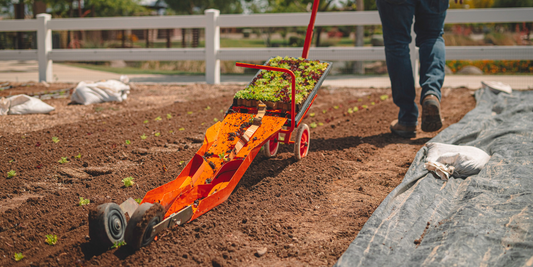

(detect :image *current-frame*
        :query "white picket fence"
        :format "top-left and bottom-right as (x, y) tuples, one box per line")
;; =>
(0, 8), (532, 84)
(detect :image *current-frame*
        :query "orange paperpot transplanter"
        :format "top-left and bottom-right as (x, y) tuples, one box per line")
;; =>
(88, 0), (331, 251)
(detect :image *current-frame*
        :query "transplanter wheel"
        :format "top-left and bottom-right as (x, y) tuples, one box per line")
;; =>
(262, 132), (279, 158)
(88, 203), (127, 248)
(294, 123), (310, 160)
(124, 203), (165, 251)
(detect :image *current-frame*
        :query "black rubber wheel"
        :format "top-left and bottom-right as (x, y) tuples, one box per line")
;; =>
(124, 203), (165, 250)
(88, 203), (127, 248)
(294, 123), (310, 161)
(262, 132), (279, 158)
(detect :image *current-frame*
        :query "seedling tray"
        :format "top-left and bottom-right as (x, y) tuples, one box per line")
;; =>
(229, 57), (332, 127)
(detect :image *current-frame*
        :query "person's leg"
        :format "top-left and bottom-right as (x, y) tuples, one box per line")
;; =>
(414, 0), (447, 103)
(377, 0), (418, 127)
(414, 0), (447, 132)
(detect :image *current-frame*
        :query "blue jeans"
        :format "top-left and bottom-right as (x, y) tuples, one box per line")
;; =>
(377, 0), (448, 127)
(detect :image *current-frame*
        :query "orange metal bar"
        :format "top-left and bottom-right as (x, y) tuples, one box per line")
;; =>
(302, 0), (321, 59)
(235, 62), (296, 136)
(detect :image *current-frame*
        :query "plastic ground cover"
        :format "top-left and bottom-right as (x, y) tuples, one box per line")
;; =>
(335, 88), (533, 267)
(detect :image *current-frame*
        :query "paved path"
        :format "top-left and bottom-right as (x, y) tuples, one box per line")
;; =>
(1, 60), (531, 90)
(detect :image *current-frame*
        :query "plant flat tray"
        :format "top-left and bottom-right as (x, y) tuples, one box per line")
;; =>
(229, 57), (332, 127)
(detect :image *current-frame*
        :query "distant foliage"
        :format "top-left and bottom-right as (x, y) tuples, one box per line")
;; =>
(447, 60), (533, 74)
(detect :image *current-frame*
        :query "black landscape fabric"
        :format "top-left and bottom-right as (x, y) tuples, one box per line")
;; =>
(335, 88), (533, 267)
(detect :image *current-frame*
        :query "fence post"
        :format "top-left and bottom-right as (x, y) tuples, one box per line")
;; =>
(205, 9), (220, 85)
(409, 26), (418, 87)
(37, 13), (52, 82)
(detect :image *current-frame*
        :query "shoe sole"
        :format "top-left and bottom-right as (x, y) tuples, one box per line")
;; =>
(390, 125), (416, 138)
(421, 99), (442, 132)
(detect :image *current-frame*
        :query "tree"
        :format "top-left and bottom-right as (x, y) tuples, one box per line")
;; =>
(164, 0), (244, 15)
(164, 0), (244, 47)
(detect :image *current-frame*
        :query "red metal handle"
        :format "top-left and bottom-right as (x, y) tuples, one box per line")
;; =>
(235, 62), (296, 134)
(302, 0), (321, 59)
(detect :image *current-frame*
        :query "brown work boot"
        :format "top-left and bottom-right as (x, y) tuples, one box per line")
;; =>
(390, 120), (416, 138)
(421, 94), (443, 132)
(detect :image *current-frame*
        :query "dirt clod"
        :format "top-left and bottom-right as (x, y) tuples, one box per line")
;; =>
(255, 247), (268, 257)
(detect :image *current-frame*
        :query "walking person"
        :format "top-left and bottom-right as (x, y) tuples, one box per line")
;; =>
(377, 0), (460, 138)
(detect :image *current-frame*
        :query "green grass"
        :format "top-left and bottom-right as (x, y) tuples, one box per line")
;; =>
(63, 63), (202, 75)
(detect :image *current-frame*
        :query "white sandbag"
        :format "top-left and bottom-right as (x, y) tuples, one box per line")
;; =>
(481, 81), (512, 94)
(425, 142), (490, 180)
(71, 80), (130, 105)
(0, 97), (9, 115)
(0, 94), (55, 115)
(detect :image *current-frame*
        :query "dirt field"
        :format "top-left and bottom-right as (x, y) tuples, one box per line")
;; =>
(0, 82), (476, 266)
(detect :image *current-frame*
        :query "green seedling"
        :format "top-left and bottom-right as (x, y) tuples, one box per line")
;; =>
(79, 197), (90, 206)
(334, 106), (339, 109)
(358, 98), (363, 102)
(322, 110), (327, 114)
(111, 240), (127, 249)
(362, 105), (368, 109)
(21, 135), (25, 139)
(310, 122), (317, 128)
(14, 253), (24, 262)
(179, 127), (185, 131)
(102, 122), (106, 124)
(187, 111), (193, 115)
(94, 106), (104, 112)
(134, 198), (142, 204)
(143, 120), (149, 124)
(58, 157), (69, 164)
(318, 122), (324, 126)
(9, 159), (14, 163)
(201, 122), (205, 125)
(348, 108), (353, 114)
(380, 95), (389, 101)
(310, 113), (315, 117)
(7, 170), (16, 178)
(219, 109), (224, 113)
(122, 177), (135, 187)
(154, 132), (161, 137)
(75, 153), (81, 159)
(169, 130), (174, 134)
(45, 234), (58, 246)
(353, 107), (359, 112)
(52, 136), (60, 143)
(371, 102), (375, 105)
(125, 140), (131, 145)
(179, 161), (185, 165)
(205, 106), (211, 110)
(140, 134), (147, 140)
(214, 118), (219, 122)
(167, 113), (172, 119)
(155, 116), (162, 121)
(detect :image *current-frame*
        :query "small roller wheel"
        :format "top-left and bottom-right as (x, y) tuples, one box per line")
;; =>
(262, 133), (279, 158)
(294, 123), (310, 160)
(89, 203), (127, 248)
(125, 203), (165, 250)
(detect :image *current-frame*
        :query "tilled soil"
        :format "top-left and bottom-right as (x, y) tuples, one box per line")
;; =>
(0, 83), (475, 266)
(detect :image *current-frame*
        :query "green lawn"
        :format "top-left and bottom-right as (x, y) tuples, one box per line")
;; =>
(63, 63), (203, 75)
(130, 37), (369, 48)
